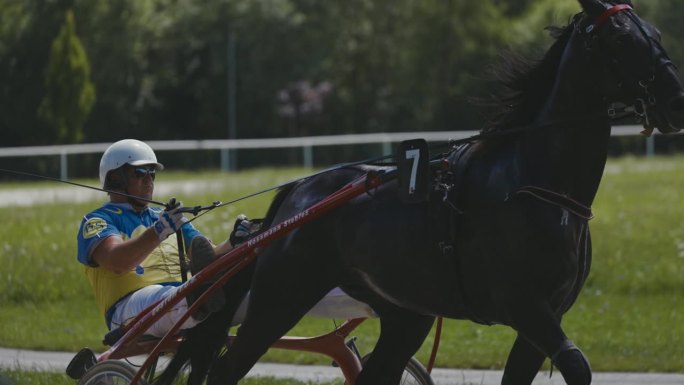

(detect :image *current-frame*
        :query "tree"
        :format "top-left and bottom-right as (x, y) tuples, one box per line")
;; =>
(2, 0), (681, 149)
(508, 0), (580, 50)
(38, 9), (95, 143)
(0, 0), (66, 146)
(638, 0), (684, 67)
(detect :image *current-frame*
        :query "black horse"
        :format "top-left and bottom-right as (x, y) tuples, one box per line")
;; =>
(158, 1), (684, 385)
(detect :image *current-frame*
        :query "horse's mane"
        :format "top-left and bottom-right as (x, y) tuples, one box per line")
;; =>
(479, 16), (580, 133)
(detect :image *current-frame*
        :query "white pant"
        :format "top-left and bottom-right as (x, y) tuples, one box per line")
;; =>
(230, 287), (376, 325)
(112, 286), (376, 337)
(111, 284), (201, 337)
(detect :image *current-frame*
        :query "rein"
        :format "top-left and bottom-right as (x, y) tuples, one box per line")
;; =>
(0, 168), (169, 208)
(515, 186), (594, 220)
(0, 107), (615, 214)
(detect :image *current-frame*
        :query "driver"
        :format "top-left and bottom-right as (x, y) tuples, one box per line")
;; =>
(76, 139), (253, 337)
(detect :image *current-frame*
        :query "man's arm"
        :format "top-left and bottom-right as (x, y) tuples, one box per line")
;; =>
(90, 204), (187, 273)
(212, 239), (233, 257)
(212, 215), (257, 256)
(204, 215), (256, 258)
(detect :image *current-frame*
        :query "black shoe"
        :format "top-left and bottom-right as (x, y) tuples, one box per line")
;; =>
(65, 348), (96, 379)
(188, 236), (225, 321)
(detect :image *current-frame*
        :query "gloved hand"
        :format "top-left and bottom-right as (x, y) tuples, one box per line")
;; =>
(153, 199), (187, 240)
(229, 214), (255, 246)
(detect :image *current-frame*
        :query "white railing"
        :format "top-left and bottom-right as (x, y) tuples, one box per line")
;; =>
(0, 125), (668, 180)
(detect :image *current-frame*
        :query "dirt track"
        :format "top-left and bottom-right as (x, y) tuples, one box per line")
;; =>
(2, 347), (684, 385)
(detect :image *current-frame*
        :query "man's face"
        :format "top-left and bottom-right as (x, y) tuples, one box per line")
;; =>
(124, 165), (156, 202)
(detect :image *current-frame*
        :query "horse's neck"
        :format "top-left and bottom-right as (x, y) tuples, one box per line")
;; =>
(522, 120), (610, 206)
(520, 35), (611, 207)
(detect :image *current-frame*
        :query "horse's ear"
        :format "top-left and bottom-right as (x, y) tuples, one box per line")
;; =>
(577, 0), (606, 16)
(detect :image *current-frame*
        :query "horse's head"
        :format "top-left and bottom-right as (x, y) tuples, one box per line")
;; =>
(578, 0), (684, 133)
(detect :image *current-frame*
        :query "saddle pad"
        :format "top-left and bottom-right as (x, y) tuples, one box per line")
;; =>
(231, 287), (376, 325)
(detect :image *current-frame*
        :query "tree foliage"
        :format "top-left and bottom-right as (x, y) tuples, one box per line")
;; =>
(0, 0), (67, 146)
(0, 0), (681, 146)
(38, 9), (95, 143)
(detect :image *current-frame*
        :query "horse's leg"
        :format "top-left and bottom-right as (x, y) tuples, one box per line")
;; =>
(506, 301), (591, 385)
(183, 315), (228, 385)
(501, 334), (546, 385)
(207, 288), (331, 385)
(355, 304), (434, 385)
(207, 248), (336, 385)
(151, 264), (254, 385)
(186, 264), (255, 385)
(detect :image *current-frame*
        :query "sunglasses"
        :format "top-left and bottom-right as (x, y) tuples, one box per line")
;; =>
(132, 167), (156, 179)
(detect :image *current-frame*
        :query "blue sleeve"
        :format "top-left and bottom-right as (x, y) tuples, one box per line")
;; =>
(76, 211), (119, 267)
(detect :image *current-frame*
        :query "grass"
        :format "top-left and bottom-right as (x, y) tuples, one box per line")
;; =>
(1, 157), (683, 373)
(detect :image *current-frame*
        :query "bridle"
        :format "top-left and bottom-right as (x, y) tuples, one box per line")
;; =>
(584, 4), (632, 34)
(581, 3), (677, 132)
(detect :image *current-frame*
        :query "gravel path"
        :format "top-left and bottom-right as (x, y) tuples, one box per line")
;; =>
(2, 347), (684, 385)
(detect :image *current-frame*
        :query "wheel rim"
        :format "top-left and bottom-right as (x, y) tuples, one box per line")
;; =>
(86, 370), (133, 385)
(78, 361), (143, 385)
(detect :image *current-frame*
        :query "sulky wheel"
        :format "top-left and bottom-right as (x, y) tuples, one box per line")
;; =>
(77, 360), (148, 385)
(397, 356), (435, 385)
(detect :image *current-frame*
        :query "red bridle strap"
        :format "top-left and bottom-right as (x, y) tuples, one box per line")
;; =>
(586, 4), (633, 33)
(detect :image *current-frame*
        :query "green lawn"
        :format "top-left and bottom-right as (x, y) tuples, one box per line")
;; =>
(1, 157), (683, 373)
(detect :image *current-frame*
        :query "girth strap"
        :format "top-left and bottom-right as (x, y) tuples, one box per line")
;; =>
(515, 186), (593, 220)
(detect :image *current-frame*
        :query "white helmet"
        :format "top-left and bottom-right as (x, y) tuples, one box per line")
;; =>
(99, 139), (164, 187)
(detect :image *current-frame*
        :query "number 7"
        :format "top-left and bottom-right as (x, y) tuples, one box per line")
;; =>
(405, 148), (420, 194)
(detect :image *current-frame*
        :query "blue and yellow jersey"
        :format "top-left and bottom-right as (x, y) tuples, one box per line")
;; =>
(76, 202), (201, 316)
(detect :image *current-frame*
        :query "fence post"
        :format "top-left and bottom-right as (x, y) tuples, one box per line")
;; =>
(60, 151), (68, 180)
(382, 142), (392, 158)
(645, 135), (655, 157)
(220, 149), (230, 171)
(303, 145), (313, 168)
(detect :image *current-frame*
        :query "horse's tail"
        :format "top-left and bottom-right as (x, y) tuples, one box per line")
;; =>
(260, 165), (371, 229)
(259, 180), (301, 228)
